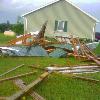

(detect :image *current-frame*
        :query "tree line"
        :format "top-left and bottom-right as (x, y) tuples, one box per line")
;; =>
(0, 16), (24, 35)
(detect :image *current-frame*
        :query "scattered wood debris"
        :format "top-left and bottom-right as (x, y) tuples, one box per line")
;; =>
(7, 71), (51, 100)
(0, 71), (36, 83)
(0, 64), (24, 77)
(13, 79), (45, 100)
(0, 97), (8, 100)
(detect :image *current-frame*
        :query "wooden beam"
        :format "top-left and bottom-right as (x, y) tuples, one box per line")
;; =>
(0, 64), (24, 77)
(13, 79), (45, 100)
(0, 71), (36, 83)
(0, 97), (7, 100)
(7, 71), (51, 100)
(85, 53), (100, 66)
(72, 75), (100, 83)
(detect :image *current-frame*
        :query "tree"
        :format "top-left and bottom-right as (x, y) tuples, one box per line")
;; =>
(6, 20), (11, 30)
(17, 16), (23, 24)
(12, 24), (24, 35)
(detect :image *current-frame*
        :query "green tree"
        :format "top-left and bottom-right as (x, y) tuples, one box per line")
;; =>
(17, 16), (23, 24)
(12, 24), (24, 35)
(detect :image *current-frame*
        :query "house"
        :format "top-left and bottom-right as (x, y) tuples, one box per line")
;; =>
(22, 0), (99, 41)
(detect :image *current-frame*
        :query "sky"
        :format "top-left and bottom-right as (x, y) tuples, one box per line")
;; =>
(0, 0), (100, 31)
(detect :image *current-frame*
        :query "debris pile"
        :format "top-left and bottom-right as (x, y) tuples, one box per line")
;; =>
(0, 21), (99, 60)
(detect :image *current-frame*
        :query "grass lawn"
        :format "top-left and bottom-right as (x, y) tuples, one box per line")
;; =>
(94, 43), (100, 55)
(0, 33), (15, 45)
(0, 34), (100, 100)
(0, 56), (100, 100)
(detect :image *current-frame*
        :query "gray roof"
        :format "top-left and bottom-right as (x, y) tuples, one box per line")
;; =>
(22, 0), (99, 22)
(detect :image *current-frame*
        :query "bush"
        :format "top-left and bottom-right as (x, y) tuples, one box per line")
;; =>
(12, 23), (24, 35)
(0, 23), (24, 35)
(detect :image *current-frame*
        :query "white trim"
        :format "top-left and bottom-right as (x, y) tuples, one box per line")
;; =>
(92, 23), (96, 41)
(57, 20), (65, 31)
(24, 18), (28, 33)
(21, 0), (99, 22)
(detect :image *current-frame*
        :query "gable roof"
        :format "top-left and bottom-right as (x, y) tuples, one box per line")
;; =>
(22, 0), (99, 22)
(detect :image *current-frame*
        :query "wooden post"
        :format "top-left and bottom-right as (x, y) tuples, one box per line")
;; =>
(0, 64), (24, 77)
(13, 79), (45, 100)
(0, 71), (36, 83)
(72, 75), (100, 83)
(0, 97), (7, 100)
(7, 71), (51, 100)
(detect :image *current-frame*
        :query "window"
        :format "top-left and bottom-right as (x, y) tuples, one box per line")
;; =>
(54, 20), (67, 32)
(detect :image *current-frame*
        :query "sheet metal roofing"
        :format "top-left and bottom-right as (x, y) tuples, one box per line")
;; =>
(22, 0), (99, 22)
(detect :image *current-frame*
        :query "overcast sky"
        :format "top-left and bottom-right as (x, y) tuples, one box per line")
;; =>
(0, 0), (100, 10)
(0, 0), (100, 31)
(0, 0), (100, 11)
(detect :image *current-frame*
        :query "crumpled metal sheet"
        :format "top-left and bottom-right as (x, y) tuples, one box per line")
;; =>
(86, 42), (99, 50)
(47, 43), (73, 50)
(49, 48), (67, 58)
(5, 45), (48, 56)
(0, 44), (72, 57)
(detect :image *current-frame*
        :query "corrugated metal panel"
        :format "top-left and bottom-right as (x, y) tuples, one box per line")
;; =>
(28, 46), (48, 56)
(6, 46), (48, 56)
(86, 42), (99, 50)
(47, 43), (73, 50)
(49, 48), (67, 58)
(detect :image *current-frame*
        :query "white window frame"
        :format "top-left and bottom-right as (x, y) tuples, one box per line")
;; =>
(57, 21), (65, 32)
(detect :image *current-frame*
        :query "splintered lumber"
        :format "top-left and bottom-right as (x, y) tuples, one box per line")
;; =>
(7, 71), (51, 100)
(86, 53), (100, 66)
(72, 75), (100, 83)
(77, 38), (85, 56)
(70, 37), (78, 56)
(0, 71), (36, 83)
(29, 65), (45, 71)
(0, 64), (24, 77)
(81, 43), (100, 66)
(37, 21), (48, 39)
(8, 34), (32, 45)
(83, 43), (96, 57)
(46, 66), (100, 71)
(13, 79), (45, 100)
(0, 97), (7, 100)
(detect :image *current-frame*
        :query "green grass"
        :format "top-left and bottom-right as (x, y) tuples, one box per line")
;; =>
(0, 35), (100, 99)
(94, 43), (100, 55)
(0, 33), (15, 45)
(0, 56), (100, 100)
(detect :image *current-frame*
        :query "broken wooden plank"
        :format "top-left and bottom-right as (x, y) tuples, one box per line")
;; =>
(0, 97), (7, 100)
(46, 66), (100, 71)
(0, 71), (36, 83)
(72, 75), (100, 83)
(85, 53), (100, 66)
(0, 64), (24, 77)
(7, 71), (51, 100)
(13, 79), (45, 100)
